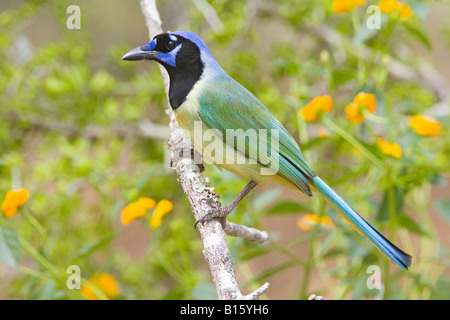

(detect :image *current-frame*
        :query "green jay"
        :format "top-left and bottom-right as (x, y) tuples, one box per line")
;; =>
(122, 31), (412, 269)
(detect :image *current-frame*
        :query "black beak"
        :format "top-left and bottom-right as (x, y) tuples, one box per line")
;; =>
(121, 46), (158, 61)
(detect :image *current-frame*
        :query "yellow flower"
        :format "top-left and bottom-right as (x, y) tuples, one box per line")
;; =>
(377, 138), (402, 158)
(379, 0), (412, 19)
(410, 115), (442, 137)
(137, 197), (156, 209)
(1, 188), (29, 218)
(399, 5), (412, 18)
(121, 197), (173, 228)
(353, 92), (377, 113)
(149, 199), (173, 229)
(299, 95), (333, 122)
(345, 92), (377, 123)
(81, 273), (120, 300)
(332, 0), (365, 13)
(297, 213), (335, 231)
(120, 197), (155, 226)
(345, 103), (365, 124)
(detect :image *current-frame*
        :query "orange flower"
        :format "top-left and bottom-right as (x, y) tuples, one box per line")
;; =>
(149, 199), (173, 229)
(332, 0), (365, 13)
(137, 197), (156, 209)
(345, 103), (365, 123)
(299, 95), (333, 122)
(345, 92), (377, 123)
(377, 138), (402, 158)
(81, 273), (120, 300)
(120, 197), (173, 228)
(353, 92), (376, 113)
(297, 213), (335, 231)
(120, 197), (155, 225)
(379, 0), (412, 19)
(410, 115), (442, 137)
(399, 6), (412, 18)
(1, 188), (29, 218)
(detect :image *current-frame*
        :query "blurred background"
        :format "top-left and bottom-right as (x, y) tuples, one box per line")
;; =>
(0, 0), (449, 300)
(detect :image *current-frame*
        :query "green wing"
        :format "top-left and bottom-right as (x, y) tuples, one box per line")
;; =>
(196, 78), (316, 195)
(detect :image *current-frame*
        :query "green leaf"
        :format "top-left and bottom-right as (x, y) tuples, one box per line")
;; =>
(434, 199), (450, 224)
(240, 247), (271, 261)
(300, 136), (329, 152)
(72, 234), (115, 260)
(332, 69), (356, 88)
(254, 261), (297, 282)
(403, 22), (431, 50)
(162, 288), (185, 300)
(317, 231), (341, 257)
(0, 226), (21, 269)
(397, 213), (427, 235)
(267, 200), (308, 215)
(377, 187), (407, 221)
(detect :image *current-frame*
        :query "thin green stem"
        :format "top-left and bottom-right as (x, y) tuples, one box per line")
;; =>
(20, 237), (63, 280)
(23, 207), (47, 241)
(362, 109), (388, 124)
(366, 20), (395, 75)
(299, 240), (314, 300)
(382, 166), (399, 300)
(299, 196), (325, 299)
(351, 10), (366, 84)
(322, 117), (385, 170)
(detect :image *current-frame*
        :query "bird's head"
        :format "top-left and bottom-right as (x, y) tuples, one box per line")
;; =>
(122, 31), (223, 109)
(121, 31), (212, 70)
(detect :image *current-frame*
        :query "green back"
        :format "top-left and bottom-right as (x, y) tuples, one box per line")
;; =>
(197, 77), (316, 195)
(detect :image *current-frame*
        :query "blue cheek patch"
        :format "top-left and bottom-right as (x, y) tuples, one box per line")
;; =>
(157, 44), (182, 67)
(141, 39), (156, 51)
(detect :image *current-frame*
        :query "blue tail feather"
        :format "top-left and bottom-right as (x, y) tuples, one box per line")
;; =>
(311, 176), (412, 269)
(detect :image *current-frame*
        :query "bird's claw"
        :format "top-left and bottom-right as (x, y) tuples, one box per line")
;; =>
(194, 206), (230, 229)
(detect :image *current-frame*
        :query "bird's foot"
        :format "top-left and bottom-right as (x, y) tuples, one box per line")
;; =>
(194, 205), (233, 229)
(194, 181), (257, 229)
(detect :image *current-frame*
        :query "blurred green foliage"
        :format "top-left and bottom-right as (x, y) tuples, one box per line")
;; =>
(0, 0), (449, 300)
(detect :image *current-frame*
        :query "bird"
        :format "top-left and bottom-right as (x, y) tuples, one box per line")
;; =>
(122, 31), (412, 269)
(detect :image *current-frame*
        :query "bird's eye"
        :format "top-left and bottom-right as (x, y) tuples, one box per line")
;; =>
(167, 41), (177, 50)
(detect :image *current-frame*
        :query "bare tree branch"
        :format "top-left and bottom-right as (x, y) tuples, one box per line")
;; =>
(192, 0), (225, 33)
(238, 282), (270, 300)
(138, 0), (269, 300)
(223, 220), (269, 243)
